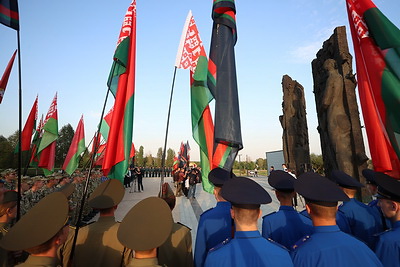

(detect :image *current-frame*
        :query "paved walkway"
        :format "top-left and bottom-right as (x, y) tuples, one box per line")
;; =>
(111, 175), (305, 250)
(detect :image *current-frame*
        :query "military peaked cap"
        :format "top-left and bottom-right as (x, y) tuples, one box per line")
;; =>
(362, 169), (377, 185)
(268, 170), (296, 191)
(0, 192), (68, 251)
(374, 172), (400, 203)
(295, 172), (349, 205)
(330, 170), (364, 189)
(221, 177), (271, 209)
(117, 197), (173, 251)
(88, 179), (125, 209)
(208, 167), (236, 187)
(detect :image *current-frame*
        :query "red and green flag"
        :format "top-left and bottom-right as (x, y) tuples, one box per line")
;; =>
(0, 50), (17, 104)
(21, 96), (38, 151)
(99, 107), (113, 141)
(175, 11), (215, 193)
(29, 114), (43, 167)
(0, 0), (19, 30)
(207, 0), (243, 171)
(37, 93), (58, 176)
(173, 155), (179, 172)
(63, 116), (85, 175)
(102, 0), (136, 182)
(346, 0), (400, 177)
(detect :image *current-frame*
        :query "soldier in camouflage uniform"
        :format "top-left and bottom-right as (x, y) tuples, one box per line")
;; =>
(55, 174), (71, 189)
(20, 176), (33, 195)
(70, 173), (85, 225)
(1, 169), (16, 191)
(37, 175), (58, 199)
(21, 176), (45, 215)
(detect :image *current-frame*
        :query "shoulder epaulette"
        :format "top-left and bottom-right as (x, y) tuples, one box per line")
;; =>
(292, 235), (311, 250)
(201, 207), (214, 216)
(336, 209), (346, 216)
(208, 238), (230, 253)
(374, 229), (392, 237)
(177, 222), (191, 231)
(298, 210), (311, 219)
(262, 211), (277, 219)
(267, 238), (289, 251)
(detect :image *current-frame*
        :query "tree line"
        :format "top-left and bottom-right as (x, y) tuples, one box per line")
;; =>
(0, 125), (325, 173)
(0, 125), (178, 171)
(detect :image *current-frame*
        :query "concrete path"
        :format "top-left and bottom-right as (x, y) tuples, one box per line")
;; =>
(111, 175), (305, 250)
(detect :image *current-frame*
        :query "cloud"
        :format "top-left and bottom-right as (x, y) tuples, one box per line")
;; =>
(289, 42), (322, 63)
(288, 24), (342, 63)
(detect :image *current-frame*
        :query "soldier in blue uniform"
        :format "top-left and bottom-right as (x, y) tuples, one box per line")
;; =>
(262, 170), (313, 249)
(291, 172), (382, 266)
(373, 171), (400, 267)
(331, 170), (383, 249)
(363, 168), (391, 230)
(205, 177), (293, 267)
(299, 206), (352, 234)
(194, 168), (235, 267)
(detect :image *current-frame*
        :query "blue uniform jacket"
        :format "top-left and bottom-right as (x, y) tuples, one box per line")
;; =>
(339, 198), (383, 248)
(291, 225), (383, 267)
(375, 220), (400, 267)
(262, 206), (313, 249)
(299, 209), (352, 234)
(194, 201), (233, 267)
(204, 231), (293, 267)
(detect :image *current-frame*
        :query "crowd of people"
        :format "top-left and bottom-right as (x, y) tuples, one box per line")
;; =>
(0, 166), (399, 266)
(172, 166), (201, 199)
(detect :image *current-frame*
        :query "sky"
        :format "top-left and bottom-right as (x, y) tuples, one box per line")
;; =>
(1, 0), (399, 163)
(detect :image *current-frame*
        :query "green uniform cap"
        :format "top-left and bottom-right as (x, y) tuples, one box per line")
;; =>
(0, 192), (68, 251)
(0, 190), (18, 204)
(88, 179), (125, 209)
(31, 175), (46, 181)
(118, 197), (173, 251)
(1, 169), (16, 176)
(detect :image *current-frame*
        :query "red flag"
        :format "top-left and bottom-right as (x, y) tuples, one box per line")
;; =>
(29, 114), (43, 166)
(346, 0), (400, 177)
(21, 96), (38, 151)
(102, 1), (136, 181)
(63, 116), (85, 175)
(0, 50), (17, 104)
(38, 94), (58, 175)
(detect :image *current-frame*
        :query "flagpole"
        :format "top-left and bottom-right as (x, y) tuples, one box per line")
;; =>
(16, 30), (22, 221)
(69, 77), (112, 262)
(160, 66), (178, 188)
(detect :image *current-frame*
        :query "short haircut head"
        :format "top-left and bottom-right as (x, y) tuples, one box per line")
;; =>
(232, 206), (260, 225)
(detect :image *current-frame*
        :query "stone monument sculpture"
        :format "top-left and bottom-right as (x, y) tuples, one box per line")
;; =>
(280, 75), (311, 176)
(312, 26), (369, 199)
